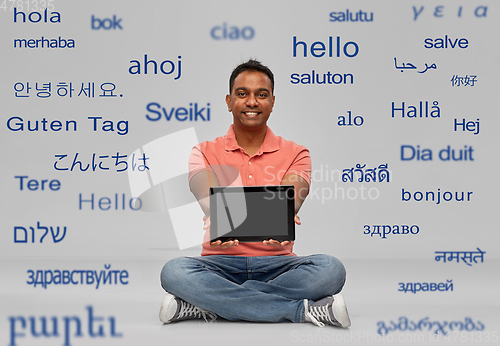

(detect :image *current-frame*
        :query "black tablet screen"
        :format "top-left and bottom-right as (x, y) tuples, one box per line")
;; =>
(210, 186), (294, 242)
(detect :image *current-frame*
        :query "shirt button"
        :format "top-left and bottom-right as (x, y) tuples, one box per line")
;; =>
(248, 161), (252, 165)
(248, 175), (253, 179)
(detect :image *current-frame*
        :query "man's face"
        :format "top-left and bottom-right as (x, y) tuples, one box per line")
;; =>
(226, 71), (275, 132)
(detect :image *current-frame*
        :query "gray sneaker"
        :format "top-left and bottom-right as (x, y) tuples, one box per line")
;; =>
(159, 293), (217, 324)
(304, 293), (351, 328)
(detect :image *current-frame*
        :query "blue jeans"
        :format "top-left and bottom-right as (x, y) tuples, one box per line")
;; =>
(160, 254), (346, 323)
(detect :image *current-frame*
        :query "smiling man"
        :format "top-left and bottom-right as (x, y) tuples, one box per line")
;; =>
(227, 69), (274, 155)
(158, 59), (351, 328)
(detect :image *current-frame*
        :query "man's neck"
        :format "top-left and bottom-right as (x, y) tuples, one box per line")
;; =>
(233, 125), (267, 157)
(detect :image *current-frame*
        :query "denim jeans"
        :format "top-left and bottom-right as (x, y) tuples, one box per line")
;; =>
(160, 254), (346, 323)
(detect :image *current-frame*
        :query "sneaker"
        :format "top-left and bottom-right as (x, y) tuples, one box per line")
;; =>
(159, 293), (217, 324)
(304, 293), (351, 328)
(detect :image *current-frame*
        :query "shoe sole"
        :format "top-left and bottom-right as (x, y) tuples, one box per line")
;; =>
(332, 293), (351, 328)
(159, 293), (176, 324)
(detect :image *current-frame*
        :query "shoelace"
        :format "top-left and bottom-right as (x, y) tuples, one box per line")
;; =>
(304, 299), (334, 328)
(177, 300), (217, 322)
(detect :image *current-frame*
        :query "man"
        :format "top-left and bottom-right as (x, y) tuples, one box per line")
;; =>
(159, 59), (350, 328)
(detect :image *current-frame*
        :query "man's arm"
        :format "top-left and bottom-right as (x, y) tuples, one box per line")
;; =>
(189, 170), (219, 217)
(190, 170), (239, 248)
(280, 145), (311, 222)
(281, 173), (310, 217)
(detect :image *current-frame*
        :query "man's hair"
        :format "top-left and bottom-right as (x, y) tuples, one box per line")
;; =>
(229, 59), (274, 94)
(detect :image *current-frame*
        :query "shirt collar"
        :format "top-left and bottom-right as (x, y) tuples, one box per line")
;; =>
(225, 125), (280, 154)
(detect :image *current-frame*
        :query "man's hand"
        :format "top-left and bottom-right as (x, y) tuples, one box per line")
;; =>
(210, 239), (240, 249)
(294, 214), (301, 225)
(207, 215), (300, 248)
(262, 239), (290, 247)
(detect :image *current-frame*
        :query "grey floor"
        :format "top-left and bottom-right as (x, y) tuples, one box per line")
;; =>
(1, 254), (498, 346)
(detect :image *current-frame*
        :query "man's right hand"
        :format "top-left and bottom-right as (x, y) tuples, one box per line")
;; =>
(210, 239), (240, 249)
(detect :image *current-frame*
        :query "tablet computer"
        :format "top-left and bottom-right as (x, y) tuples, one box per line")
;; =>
(209, 185), (295, 243)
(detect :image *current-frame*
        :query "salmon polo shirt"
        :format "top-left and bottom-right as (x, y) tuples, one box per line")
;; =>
(188, 125), (311, 257)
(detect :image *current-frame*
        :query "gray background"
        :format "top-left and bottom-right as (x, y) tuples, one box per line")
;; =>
(1, 0), (499, 345)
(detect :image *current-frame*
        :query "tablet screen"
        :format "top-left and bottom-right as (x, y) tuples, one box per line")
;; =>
(209, 186), (295, 242)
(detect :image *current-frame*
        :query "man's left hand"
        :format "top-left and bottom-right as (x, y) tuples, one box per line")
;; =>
(262, 239), (290, 247)
(294, 214), (301, 225)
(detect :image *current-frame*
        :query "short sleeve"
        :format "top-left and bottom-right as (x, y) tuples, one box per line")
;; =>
(285, 147), (311, 186)
(188, 144), (209, 181)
